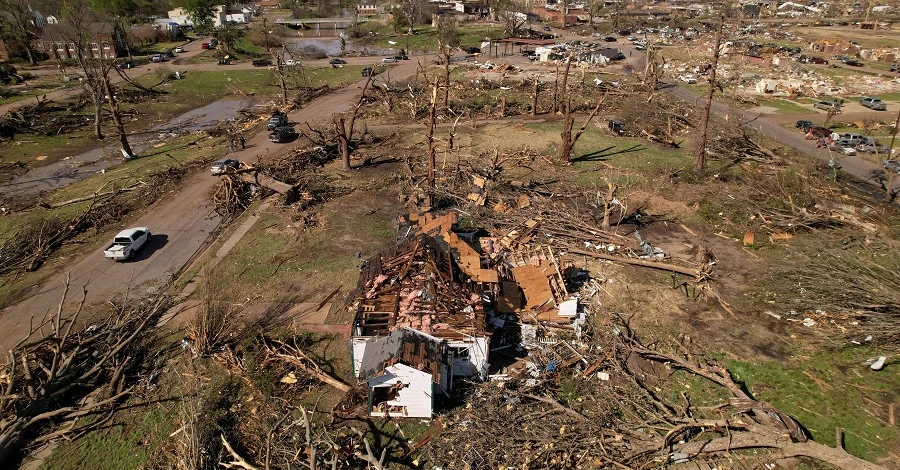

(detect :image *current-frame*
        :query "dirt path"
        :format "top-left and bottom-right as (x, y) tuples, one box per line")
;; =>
(0, 56), (425, 352)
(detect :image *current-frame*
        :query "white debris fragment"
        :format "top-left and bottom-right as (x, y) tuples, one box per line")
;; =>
(802, 318), (816, 327)
(870, 356), (886, 371)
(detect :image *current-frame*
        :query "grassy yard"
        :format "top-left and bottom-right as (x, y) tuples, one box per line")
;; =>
(215, 188), (399, 307)
(728, 348), (900, 462)
(38, 405), (175, 470)
(140, 69), (277, 100)
(137, 41), (190, 54)
(756, 98), (814, 114)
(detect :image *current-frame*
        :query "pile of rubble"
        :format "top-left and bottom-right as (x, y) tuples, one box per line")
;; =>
(346, 205), (706, 419)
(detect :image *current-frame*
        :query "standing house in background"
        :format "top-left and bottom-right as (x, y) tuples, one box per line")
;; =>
(32, 23), (125, 60)
(167, 5), (228, 28)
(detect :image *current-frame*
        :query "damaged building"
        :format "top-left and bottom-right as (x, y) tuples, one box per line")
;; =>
(349, 212), (589, 418)
(349, 229), (491, 418)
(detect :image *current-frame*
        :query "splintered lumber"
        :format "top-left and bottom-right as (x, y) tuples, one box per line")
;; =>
(567, 248), (702, 278)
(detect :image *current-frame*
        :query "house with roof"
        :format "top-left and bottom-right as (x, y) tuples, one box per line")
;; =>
(32, 22), (124, 60)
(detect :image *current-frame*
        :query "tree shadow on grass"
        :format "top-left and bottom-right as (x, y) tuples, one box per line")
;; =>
(571, 144), (644, 163)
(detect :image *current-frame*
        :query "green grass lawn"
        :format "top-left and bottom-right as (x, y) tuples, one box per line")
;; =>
(756, 98), (813, 114)
(299, 65), (368, 87)
(38, 405), (175, 470)
(234, 36), (267, 55)
(728, 347), (900, 462)
(139, 69), (276, 99)
(138, 40), (189, 54)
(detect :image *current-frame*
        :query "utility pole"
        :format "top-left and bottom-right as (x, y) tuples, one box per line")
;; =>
(695, 16), (724, 172)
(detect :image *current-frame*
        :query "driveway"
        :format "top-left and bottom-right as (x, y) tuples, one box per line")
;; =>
(0, 57), (424, 350)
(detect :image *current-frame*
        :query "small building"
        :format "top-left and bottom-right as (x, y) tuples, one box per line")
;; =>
(454, 0), (489, 18)
(357, 0), (379, 16)
(226, 12), (251, 23)
(256, 0), (281, 11)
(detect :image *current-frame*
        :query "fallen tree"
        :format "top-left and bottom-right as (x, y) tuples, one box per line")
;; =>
(0, 278), (168, 464)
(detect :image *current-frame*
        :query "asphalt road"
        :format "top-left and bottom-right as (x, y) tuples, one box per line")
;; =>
(0, 57), (424, 350)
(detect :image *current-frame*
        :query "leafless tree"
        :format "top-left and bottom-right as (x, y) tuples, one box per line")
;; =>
(558, 94), (605, 162)
(695, 17), (724, 172)
(335, 73), (374, 171)
(0, 0), (38, 64)
(436, 15), (459, 110)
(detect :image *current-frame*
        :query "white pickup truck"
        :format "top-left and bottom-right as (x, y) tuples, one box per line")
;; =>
(104, 227), (151, 261)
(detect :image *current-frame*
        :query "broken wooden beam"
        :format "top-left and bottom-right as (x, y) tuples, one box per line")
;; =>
(567, 248), (703, 279)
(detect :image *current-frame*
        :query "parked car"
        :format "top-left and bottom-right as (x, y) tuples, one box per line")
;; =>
(218, 57), (231, 65)
(395, 54), (409, 60)
(252, 59), (272, 67)
(329, 58), (347, 65)
(807, 56), (828, 65)
(201, 42), (210, 49)
(104, 227), (151, 261)
(858, 142), (891, 154)
(117, 61), (135, 69)
(859, 97), (887, 110)
(285, 59), (298, 66)
(827, 143), (857, 155)
(267, 112), (289, 131)
(268, 126), (297, 143)
(382, 57), (397, 63)
(844, 59), (863, 67)
(174, 46), (185, 53)
(814, 100), (841, 111)
(795, 120), (813, 130)
(150, 54), (166, 62)
(679, 75), (697, 84)
(211, 158), (239, 175)
(603, 36), (617, 42)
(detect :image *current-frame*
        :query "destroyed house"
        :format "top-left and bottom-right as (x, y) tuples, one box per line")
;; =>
(350, 234), (492, 417)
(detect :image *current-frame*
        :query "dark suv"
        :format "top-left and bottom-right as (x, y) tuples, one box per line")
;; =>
(268, 126), (296, 143)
